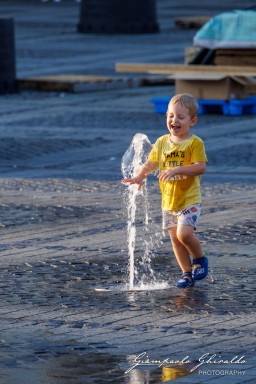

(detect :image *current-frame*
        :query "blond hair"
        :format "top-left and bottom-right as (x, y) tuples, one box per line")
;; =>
(168, 93), (198, 117)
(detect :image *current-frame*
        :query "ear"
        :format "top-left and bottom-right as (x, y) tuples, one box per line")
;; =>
(190, 116), (198, 127)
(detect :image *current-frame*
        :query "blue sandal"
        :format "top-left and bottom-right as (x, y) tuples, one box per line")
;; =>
(192, 255), (208, 281)
(176, 272), (194, 288)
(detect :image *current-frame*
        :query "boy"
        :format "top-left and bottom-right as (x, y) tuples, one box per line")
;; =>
(122, 93), (208, 288)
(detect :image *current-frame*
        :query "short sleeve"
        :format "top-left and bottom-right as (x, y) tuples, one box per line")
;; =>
(191, 138), (208, 163)
(147, 139), (160, 164)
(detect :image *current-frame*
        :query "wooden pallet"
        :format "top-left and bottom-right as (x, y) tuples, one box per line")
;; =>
(18, 75), (138, 93)
(175, 16), (211, 29)
(115, 63), (256, 77)
(214, 49), (256, 66)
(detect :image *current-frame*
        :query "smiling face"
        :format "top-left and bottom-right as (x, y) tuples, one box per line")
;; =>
(166, 102), (197, 142)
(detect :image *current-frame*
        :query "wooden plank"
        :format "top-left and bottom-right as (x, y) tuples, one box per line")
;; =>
(175, 16), (211, 29)
(115, 63), (256, 76)
(20, 75), (121, 83)
(215, 49), (256, 56)
(18, 75), (139, 93)
(214, 49), (256, 66)
(215, 56), (256, 66)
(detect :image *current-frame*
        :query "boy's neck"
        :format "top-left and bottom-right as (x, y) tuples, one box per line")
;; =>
(169, 133), (192, 144)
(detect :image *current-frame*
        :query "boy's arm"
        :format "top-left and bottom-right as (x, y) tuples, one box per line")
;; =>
(122, 160), (157, 190)
(158, 162), (206, 181)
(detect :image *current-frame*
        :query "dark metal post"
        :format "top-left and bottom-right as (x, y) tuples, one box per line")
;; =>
(77, 0), (159, 34)
(0, 18), (16, 94)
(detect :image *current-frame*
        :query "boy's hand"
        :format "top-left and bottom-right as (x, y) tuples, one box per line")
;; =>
(158, 162), (206, 181)
(158, 168), (176, 181)
(121, 177), (143, 190)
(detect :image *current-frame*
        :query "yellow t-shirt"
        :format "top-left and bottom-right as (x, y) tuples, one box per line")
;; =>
(147, 134), (208, 211)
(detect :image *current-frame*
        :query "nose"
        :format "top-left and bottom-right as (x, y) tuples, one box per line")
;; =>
(172, 115), (179, 124)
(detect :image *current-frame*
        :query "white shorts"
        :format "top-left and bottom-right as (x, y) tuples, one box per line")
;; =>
(162, 204), (201, 230)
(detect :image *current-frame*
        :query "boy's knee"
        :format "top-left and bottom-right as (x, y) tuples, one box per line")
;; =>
(168, 229), (179, 245)
(177, 228), (193, 244)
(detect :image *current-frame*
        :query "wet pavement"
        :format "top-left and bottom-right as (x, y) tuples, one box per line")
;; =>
(0, 179), (255, 383)
(0, 1), (256, 383)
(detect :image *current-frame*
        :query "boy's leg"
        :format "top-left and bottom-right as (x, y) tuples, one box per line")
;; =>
(176, 224), (204, 261)
(164, 207), (207, 285)
(176, 224), (208, 280)
(168, 227), (192, 281)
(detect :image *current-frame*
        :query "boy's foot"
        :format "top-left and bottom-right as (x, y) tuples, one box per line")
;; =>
(192, 255), (208, 281)
(176, 272), (194, 288)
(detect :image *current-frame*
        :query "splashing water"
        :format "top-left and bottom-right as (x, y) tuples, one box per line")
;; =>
(121, 133), (152, 180)
(122, 133), (151, 290)
(122, 133), (168, 291)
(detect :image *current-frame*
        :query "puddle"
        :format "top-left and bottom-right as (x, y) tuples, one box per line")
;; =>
(1, 258), (255, 382)
(162, 365), (192, 381)
(0, 336), (195, 384)
(95, 282), (169, 292)
(2, 259), (256, 314)
(123, 365), (194, 384)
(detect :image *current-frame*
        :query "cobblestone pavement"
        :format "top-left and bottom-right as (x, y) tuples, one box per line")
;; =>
(0, 1), (256, 383)
(0, 179), (255, 383)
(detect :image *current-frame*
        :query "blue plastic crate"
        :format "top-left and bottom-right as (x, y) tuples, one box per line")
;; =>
(151, 97), (231, 115)
(197, 99), (230, 115)
(228, 96), (256, 115)
(151, 97), (170, 114)
(151, 96), (256, 116)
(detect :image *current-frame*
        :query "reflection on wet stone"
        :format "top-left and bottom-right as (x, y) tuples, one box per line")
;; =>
(1, 256), (256, 314)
